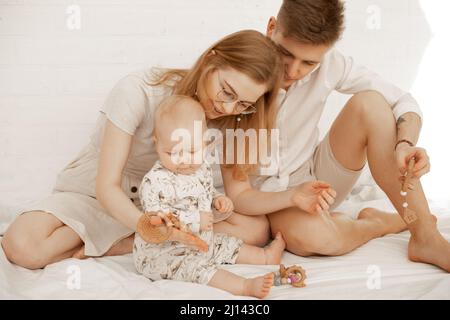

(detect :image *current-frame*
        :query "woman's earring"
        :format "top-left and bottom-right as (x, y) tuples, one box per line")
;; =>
(236, 116), (241, 122)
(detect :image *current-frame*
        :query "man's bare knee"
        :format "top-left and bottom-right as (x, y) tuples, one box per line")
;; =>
(285, 218), (347, 256)
(348, 91), (392, 120)
(350, 91), (388, 107)
(288, 233), (346, 256)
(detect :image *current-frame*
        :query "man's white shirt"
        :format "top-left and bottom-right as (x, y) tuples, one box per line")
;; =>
(256, 49), (423, 192)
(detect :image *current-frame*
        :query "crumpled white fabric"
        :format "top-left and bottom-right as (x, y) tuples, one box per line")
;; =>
(1, 197), (450, 299)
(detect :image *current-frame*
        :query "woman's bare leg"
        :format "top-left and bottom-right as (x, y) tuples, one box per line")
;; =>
(1, 211), (83, 269)
(208, 269), (274, 299)
(213, 212), (271, 247)
(72, 234), (135, 259)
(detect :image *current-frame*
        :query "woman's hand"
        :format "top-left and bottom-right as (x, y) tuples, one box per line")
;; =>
(213, 196), (234, 214)
(290, 181), (337, 214)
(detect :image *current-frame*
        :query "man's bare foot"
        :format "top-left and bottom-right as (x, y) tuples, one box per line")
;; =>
(358, 207), (407, 235)
(243, 273), (274, 299)
(408, 231), (450, 272)
(264, 232), (286, 265)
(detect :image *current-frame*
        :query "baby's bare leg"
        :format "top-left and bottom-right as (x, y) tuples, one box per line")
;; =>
(235, 232), (286, 265)
(208, 269), (274, 299)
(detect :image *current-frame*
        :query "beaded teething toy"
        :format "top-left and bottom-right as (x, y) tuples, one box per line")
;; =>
(273, 264), (307, 288)
(400, 157), (418, 224)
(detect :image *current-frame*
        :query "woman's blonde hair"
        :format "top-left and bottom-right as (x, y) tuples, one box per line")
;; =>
(151, 30), (283, 180)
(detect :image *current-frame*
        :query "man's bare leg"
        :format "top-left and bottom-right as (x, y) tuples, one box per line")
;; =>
(270, 207), (406, 256)
(214, 212), (271, 247)
(328, 91), (450, 271)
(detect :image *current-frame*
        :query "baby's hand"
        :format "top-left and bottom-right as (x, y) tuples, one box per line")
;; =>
(213, 196), (234, 214)
(200, 211), (213, 231)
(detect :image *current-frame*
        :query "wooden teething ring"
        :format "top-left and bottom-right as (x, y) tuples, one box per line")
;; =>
(279, 264), (307, 288)
(136, 212), (174, 244)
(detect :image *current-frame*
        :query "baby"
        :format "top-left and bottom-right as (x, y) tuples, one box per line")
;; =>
(133, 95), (286, 299)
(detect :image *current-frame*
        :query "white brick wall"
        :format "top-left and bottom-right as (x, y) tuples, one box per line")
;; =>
(1, 0), (448, 207)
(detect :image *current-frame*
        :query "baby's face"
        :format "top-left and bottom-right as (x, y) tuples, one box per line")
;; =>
(156, 124), (206, 175)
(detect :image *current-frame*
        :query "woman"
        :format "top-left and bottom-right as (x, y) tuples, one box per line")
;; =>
(1, 30), (286, 269)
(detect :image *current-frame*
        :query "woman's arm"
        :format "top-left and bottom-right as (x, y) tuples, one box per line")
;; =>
(221, 165), (295, 216)
(96, 120), (143, 230)
(222, 166), (337, 216)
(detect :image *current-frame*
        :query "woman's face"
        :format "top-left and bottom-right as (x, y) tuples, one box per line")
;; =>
(197, 68), (268, 120)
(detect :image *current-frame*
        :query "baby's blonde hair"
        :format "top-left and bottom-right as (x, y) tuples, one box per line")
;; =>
(153, 95), (205, 139)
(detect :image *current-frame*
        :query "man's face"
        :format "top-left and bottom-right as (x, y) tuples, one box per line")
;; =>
(267, 18), (331, 89)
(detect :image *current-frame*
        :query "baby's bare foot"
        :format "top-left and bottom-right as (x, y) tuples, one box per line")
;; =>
(264, 232), (286, 265)
(358, 207), (407, 235)
(243, 273), (274, 299)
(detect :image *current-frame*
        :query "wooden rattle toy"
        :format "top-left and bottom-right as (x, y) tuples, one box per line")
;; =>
(137, 212), (176, 243)
(137, 212), (209, 252)
(273, 264), (307, 288)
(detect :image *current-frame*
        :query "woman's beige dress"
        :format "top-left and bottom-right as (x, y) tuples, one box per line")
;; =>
(20, 68), (227, 257)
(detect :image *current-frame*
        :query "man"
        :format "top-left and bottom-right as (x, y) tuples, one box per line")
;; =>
(265, 0), (450, 271)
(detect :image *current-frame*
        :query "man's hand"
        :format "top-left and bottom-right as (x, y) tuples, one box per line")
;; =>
(290, 180), (337, 214)
(213, 196), (234, 214)
(395, 143), (430, 183)
(200, 211), (213, 231)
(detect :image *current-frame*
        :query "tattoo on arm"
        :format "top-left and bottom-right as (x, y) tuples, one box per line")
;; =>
(397, 116), (406, 127)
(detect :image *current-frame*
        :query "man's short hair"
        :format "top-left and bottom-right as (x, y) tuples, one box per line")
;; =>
(277, 0), (345, 45)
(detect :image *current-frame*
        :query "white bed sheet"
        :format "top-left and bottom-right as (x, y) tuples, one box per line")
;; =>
(1, 197), (449, 300)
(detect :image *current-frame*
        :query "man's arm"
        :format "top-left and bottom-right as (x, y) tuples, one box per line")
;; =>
(332, 49), (423, 125)
(331, 49), (429, 176)
(396, 112), (422, 147)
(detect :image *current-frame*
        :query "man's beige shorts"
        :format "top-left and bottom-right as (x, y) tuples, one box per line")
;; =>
(288, 131), (364, 210)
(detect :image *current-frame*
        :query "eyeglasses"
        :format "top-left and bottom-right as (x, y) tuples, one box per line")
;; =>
(215, 72), (257, 115)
